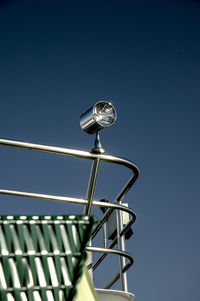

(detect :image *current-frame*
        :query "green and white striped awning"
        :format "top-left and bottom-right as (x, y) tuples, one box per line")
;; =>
(0, 215), (97, 301)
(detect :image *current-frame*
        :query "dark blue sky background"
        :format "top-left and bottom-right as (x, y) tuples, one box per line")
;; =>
(0, 0), (199, 300)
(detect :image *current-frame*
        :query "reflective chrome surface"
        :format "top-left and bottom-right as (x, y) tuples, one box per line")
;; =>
(0, 137), (139, 293)
(80, 101), (117, 134)
(93, 102), (116, 127)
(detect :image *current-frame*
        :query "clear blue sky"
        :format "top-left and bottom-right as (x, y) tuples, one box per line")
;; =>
(0, 0), (199, 300)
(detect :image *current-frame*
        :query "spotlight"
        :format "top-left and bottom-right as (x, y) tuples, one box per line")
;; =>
(80, 101), (116, 134)
(80, 101), (117, 153)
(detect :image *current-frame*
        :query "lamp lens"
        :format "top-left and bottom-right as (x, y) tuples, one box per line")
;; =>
(94, 102), (116, 126)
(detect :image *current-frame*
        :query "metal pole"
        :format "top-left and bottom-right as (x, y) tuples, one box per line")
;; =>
(84, 157), (100, 280)
(103, 223), (107, 248)
(84, 158), (100, 215)
(116, 204), (128, 292)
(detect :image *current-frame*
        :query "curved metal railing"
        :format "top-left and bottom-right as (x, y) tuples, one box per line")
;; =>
(0, 137), (139, 292)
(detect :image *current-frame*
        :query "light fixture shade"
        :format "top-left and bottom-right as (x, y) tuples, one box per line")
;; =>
(80, 101), (117, 134)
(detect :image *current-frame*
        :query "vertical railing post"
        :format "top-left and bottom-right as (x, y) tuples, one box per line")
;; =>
(84, 158), (100, 215)
(116, 204), (128, 292)
(84, 157), (100, 280)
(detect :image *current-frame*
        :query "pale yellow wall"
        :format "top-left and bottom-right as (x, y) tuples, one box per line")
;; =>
(74, 266), (99, 301)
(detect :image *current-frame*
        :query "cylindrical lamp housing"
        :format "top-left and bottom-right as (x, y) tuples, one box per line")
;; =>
(80, 101), (117, 134)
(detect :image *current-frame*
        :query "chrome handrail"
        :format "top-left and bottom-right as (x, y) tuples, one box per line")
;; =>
(0, 137), (139, 292)
(87, 247), (134, 289)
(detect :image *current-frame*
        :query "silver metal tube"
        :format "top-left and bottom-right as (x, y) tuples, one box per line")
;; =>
(116, 203), (128, 291)
(92, 201), (136, 239)
(87, 247), (134, 266)
(0, 188), (136, 241)
(84, 158), (100, 280)
(0, 189), (88, 205)
(84, 158), (100, 215)
(0, 138), (139, 204)
(0, 189), (136, 221)
(92, 238), (117, 271)
(104, 254), (134, 289)
(87, 246), (134, 289)
(103, 223), (107, 248)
